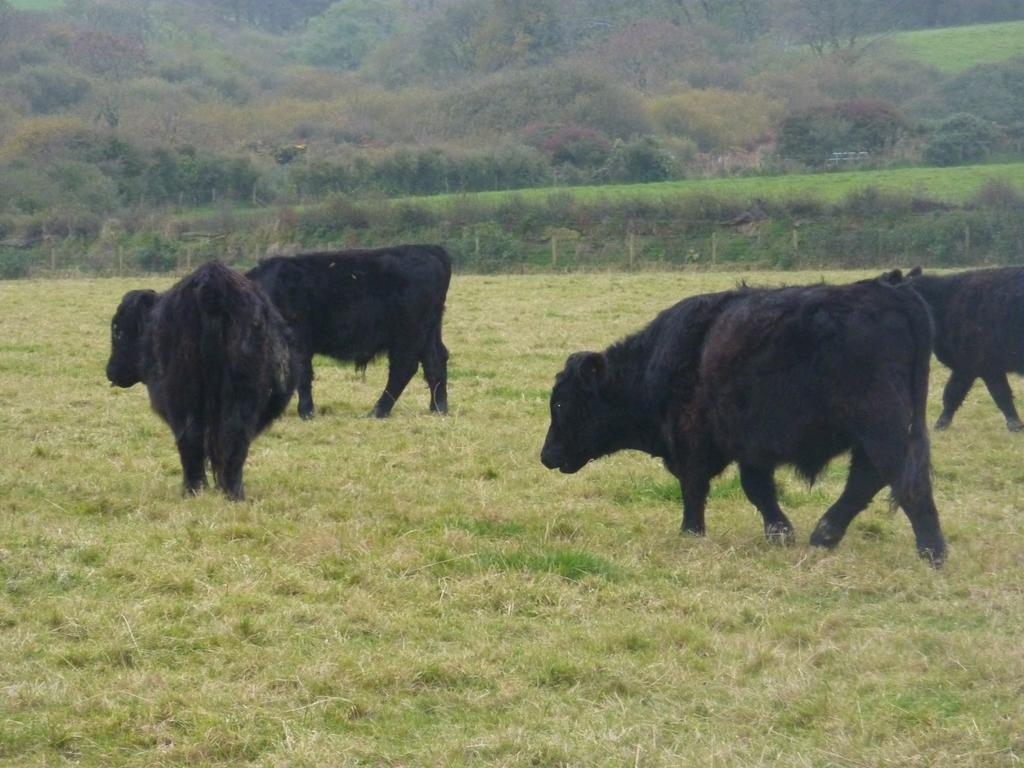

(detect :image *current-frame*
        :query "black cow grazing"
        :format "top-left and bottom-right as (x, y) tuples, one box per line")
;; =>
(106, 261), (297, 500)
(541, 276), (946, 564)
(246, 245), (451, 419)
(902, 266), (1024, 432)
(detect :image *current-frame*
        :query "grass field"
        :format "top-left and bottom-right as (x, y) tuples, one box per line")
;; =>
(892, 20), (1024, 72)
(180, 161), (1024, 223)
(8, 0), (63, 9)
(2, 272), (1023, 766)
(411, 162), (1024, 210)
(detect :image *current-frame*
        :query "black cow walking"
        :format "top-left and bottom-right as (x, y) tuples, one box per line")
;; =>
(106, 261), (297, 500)
(541, 276), (946, 564)
(903, 266), (1024, 432)
(247, 245), (451, 419)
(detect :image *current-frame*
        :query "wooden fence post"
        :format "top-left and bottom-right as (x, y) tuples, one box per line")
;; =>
(792, 226), (800, 261)
(964, 223), (971, 261)
(118, 245), (124, 275)
(551, 236), (558, 267)
(627, 230), (636, 269)
(711, 231), (718, 266)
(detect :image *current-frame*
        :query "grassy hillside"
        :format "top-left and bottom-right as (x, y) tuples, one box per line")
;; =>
(8, 0), (64, 8)
(892, 20), (1024, 72)
(417, 161), (1024, 207)
(2, 272), (1023, 765)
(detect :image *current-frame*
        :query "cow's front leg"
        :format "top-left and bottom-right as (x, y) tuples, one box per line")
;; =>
(175, 416), (207, 496)
(738, 464), (795, 544)
(935, 370), (975, 430)
(296, 349), (315, 420)
(679, 469), (710, 536)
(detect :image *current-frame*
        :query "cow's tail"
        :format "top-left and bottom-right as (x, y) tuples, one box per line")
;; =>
(894, 285), (935, 505)
(427, 244), (453, 294)
(196, 265), (230, 489)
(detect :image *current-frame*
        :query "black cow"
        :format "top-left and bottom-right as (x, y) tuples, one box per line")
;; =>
(246, 245), (451, 419)
(903, 266), (1024, 432)
(541, 276), (946, 564)
(106, 261), (297, 500)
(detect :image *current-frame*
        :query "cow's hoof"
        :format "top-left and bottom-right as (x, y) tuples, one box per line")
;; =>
(765, 522), (795, 545)
(370, 407), (391, 419)
(934, 415), (952, 431)
(298, 407), (315, 420)
(809, 520), (842, 549)
(918, 544), (946, 569)
(1007, 419), (1024, 432)
(680, 525), (706, 537)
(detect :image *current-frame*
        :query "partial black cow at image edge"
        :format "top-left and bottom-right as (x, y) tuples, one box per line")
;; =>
(541, 274), (946, 565)
(900, 266), (1024, 432)
(106, 261), (297, 500)
(247, 244), (451, 419)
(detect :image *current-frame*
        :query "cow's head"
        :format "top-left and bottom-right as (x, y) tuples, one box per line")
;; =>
(541, 351), (619, 474)
(106, 289), (157, 387)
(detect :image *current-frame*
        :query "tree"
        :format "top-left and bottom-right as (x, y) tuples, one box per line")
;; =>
(64, 28), (149, 129)
(0, 0), (19, 50)
(781, 0), (893, 56)
(299, 0), (398, 70)
(471, 0), (564, 71)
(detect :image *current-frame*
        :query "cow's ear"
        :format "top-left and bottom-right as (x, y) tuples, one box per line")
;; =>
(579, 352), (606, 387)
(136, 290), (158, 310)
(908, 266), (923, 277)
(882, 268), (903, 284)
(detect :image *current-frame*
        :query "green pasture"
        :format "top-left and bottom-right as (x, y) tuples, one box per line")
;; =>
(1, 272), (1023, 766)
(8, 0), (63, 9)
(416, 161), (1024, 209)
(892, 20), (1024, 72)
(179, 160), (1024, 225)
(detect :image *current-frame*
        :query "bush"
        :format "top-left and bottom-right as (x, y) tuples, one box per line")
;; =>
(924, 113), (1002, 167)
(0, 248), (33, 279)
(777, 100), (908, 166)
(604, 136), (677, 183)
(13, 65), (91, 114)
(649, 88), (782, 152)
(132, 234), (177, 273)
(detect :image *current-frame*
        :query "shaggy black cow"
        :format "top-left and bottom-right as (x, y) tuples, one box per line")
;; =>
(247, 245), (451, 419)
(106, 261), (297, 500)
(541, 276), (946, 564)
(903, 266), (1024, 432)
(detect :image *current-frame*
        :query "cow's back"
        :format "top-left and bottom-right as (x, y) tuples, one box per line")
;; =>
(696, 280), (931, 478)
(922, 268), (1024, 373)
(247, 245), (450, 363)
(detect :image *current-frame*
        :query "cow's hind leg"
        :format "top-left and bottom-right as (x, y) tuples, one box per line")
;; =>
(857, 432), (945, 566)
(810, 446), (885, 550)
(738, 464), (795, 544)
(296, 348), (315, 420)
(175, 416), (208, 496)
(371, 349), (419, 418)
(981, 372), (1023, 431)
(935, 370), (975, 430)
(421, 331), (449, 414)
